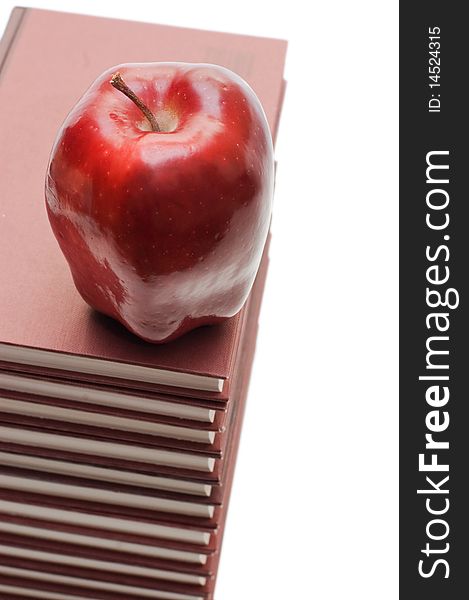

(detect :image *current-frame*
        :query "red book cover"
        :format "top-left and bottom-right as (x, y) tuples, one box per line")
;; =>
(0, 7), (286, 395)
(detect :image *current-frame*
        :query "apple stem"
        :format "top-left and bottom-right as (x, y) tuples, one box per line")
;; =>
(110, 72), (161, 132)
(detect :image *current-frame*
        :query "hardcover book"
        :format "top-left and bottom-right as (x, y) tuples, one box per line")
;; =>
(0, 7), (287, 600)
(0, 7), (287, 396)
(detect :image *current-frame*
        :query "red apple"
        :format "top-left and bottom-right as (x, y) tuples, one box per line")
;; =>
(45, 63), (274, 343)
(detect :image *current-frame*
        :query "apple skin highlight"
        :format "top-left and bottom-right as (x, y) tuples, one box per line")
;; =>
(45, 62), (274, 343)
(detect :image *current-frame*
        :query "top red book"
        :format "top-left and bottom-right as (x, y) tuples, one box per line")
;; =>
(0, 8), (286, 393)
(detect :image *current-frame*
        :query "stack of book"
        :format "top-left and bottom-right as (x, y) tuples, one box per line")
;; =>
(0, 8), (286, 600)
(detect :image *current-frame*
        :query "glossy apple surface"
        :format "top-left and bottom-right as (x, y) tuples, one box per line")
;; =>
(45, 62), (274, 343)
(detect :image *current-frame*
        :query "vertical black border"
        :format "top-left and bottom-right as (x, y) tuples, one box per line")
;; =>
(400, 3), (467, 597)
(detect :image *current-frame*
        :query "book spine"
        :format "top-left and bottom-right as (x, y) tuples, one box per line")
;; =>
(0, 7), (26, 79)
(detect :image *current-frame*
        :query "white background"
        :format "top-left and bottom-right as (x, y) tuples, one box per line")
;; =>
(0, 1), (398, 598)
